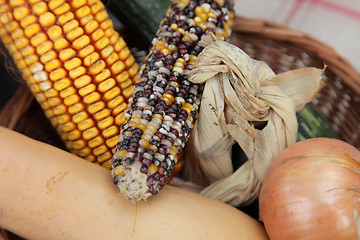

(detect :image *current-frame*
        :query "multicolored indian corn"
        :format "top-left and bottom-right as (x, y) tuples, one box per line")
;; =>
(111, 0), (234, 201)
(0, 0), (140, 168)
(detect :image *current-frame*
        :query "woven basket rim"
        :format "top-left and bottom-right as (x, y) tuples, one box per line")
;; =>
(233, 16), (360, 96)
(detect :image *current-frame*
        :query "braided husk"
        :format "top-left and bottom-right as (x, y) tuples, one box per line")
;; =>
(1, 16), (360, 239)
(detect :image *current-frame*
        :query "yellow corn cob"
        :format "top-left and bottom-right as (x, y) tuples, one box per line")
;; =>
(111, 0), (234, 201)
(0, 0), (140, 168)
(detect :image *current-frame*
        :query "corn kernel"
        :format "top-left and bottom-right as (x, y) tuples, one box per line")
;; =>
(24, 55), (38, 65)
(53, 104), (67, 115)
(124, 55), (136, 68)
(113, 165), (126, 176)
(66, 26), (84, 41)
(110, 61), (125, 75)
(24, 23), (41, 38)
(53, 3), (70, 15)
(103, 52), (117, 66)
(71, 139), (86, 150)
(94, 68), (110, 83)
(58, 12), (74, 25)
(48, 25), (63, 39)
(93, 145), (107, 156)
(119, 79), (132, 90)
(19, 15), (36, 29)
(97, 152), (112, 164)
(45, 59), (62, 72)
(84, 155), (96, 162)
(121, 85), (134, 99)
(12, 52), (22, 63)
(83, 127), (100, 140)
(60, 86), (76, 98)
(114, 71), (129, 84)
(91, 28), (104, 42)
(64, 58), (82, 71)
(60, 121), (76, 133)
(94, 109), (110, 121)
(94, 36), (109, 50)
(78, 147), (92, 157)
(57, 114), (71, 125)
(5, 22), (18, 35)
(78, 118), (95, 131)
(73, 35), (90, 50)
(115, 112), (125, 126)
(76, 6), (91, 19)
(40, 50), (57, 64)
(40, 101), (50, 110)
(114, 38), (127, 53)
(88, 136), (104, 148)
(20, 45), (34, 57)
(106, 135), (119, 148)
(54, 78), (71, 91)
(9, 0), (26, 7)
(49, 68), (66, 81)
(148, 164), (158, 175)
(84, 52), (100, 67)
(97, 78), (115, 93)
(89, 59), (105, 75)
(107, 95), (124, 110)
(13, 7), (30, 21)
(84, 92), (101, 104)
(68, 102), (84, 114)
(97, 116), (114, 130)
(100, 45), (113, 59)
(78, 44), (94, 58)
(84, 19), (98, 34)
(78, 83), (96, 97)
(118, 47), (131, 61)
(43, 88), (57, 98)
(39, 12), (56, 27)
(54, 38), (70, 51)
(48, 0), (65, 10)
(59, 48), (76, 62)
(74, 75), (91, 88)
(102, 125), (118, 138)
(94, 9), (107, 22)
(105, 28), (116, 40)
(72, 111), (88, 123)
(64, 94), (81, 106)
(69, 66), (86, 79)
(67, 129), (82, 141)
(71, 0), (86, 9)
(128, 64), (139, 78)
(10, 28), (23, 39)
(102, 86), (119, 101)
(91, 1), (105, 14)
(88, 101), (105, 114)
(79, 14), (93, 26)
(63, 19), (79, 33)
(32, 2), (48, 16)
(15, 37), (29, 49)
(139, 139), (150, 148)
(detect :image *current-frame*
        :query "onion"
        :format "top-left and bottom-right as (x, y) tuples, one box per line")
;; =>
(259, 137), (360, 240)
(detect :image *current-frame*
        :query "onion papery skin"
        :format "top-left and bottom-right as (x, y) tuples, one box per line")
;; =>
(259, 137), (360, 240)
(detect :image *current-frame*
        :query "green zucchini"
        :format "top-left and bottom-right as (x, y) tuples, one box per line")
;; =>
(296, 103), (337, 141)
(103, 0), (171, 49)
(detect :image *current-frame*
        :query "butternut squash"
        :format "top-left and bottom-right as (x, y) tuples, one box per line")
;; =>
(0, 127), (269, 240)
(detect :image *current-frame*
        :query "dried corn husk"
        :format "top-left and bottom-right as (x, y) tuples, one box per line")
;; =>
(177, 33), (324, 207)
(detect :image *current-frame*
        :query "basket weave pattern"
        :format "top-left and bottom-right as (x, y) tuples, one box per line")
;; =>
(1, 16), (360, 239)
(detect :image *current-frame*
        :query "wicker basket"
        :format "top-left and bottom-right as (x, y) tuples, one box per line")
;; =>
(1, 16), (360, 239)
